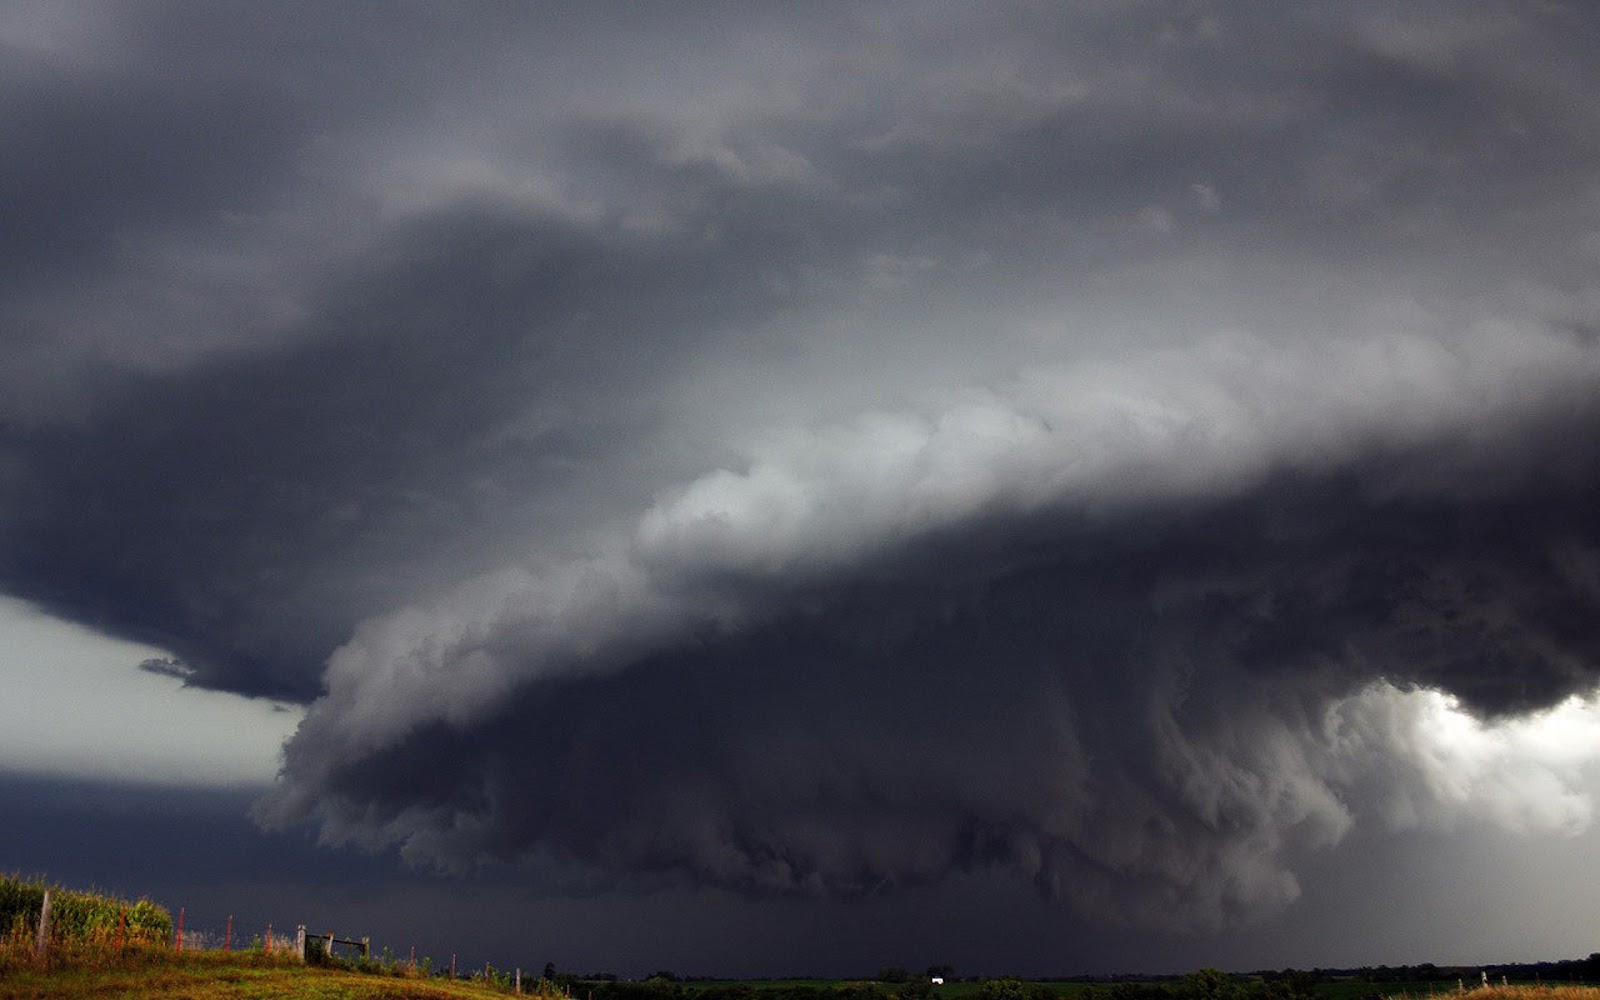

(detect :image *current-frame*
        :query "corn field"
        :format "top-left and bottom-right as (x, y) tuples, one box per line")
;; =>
(1, 873), (172, 963)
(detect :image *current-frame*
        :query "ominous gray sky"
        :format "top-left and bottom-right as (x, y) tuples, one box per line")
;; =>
(6, 0), (1600, 975)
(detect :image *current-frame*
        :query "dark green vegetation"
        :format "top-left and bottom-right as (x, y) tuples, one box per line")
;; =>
(556, 970), (1297, 1000)
(553, 960), (1600, 1000)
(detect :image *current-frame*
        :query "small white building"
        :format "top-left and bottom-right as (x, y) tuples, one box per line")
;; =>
(931, 978), (945, 986)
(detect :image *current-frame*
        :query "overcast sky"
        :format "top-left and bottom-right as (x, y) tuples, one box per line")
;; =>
(6, 0), (1600, 977)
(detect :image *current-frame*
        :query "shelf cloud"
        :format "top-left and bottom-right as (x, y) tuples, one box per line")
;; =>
(258, 322), (1600, 928)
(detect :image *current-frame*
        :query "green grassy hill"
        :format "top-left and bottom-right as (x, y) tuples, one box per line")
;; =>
(0, 951), (547, 999)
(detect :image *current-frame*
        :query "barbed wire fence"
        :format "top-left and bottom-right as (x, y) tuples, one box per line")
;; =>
(162, 900), (547, 991)
(165, 905), (305, 957)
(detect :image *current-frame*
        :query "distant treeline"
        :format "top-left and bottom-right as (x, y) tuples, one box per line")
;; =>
(1247, 958), (1600, 987)
(559, 968), (1299, 1000)
(550, 955), (1600, 1000)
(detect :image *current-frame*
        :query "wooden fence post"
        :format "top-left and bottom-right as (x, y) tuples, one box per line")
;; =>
(35, 890), (51, 956)
(175, 907), (184, 954)
(225, 914), (233, 952)
(361, 936), (370, 960)
(517, 967), (523, 994)
(266, 923), (272, 952)
(116, 905), (126, 952)
(295, 925), (306, 963)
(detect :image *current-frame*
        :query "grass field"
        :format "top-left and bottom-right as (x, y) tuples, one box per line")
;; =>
(1391, 990), (1600, 1000)
(0, 948), (553, 1000)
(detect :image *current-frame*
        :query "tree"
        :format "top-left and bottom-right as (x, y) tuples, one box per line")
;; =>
(977, 979), (1027, 1000)
(1174, 969), (1242, 1000)
(901, 980), (935, 1000)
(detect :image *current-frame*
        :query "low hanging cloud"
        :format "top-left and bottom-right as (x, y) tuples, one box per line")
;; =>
(136, 656), (197, 682)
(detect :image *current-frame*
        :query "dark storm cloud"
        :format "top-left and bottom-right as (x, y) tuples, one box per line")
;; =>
(7, 0), (1600, 938)
(1, 203), (806, 696)
(261, 425), (1600, 928)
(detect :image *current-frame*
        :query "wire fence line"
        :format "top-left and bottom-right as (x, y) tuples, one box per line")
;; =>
(167, 904), (386, 965)
(163, 905), (303, 956)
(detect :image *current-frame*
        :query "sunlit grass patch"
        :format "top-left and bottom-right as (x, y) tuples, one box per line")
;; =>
(1389, 988), (1600, 1000)
(0, 960), (533, 999)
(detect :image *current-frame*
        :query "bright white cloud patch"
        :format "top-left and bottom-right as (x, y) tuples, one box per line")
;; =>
(641, 320), (1600, 581)
(1328, 683), (1600, 837)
